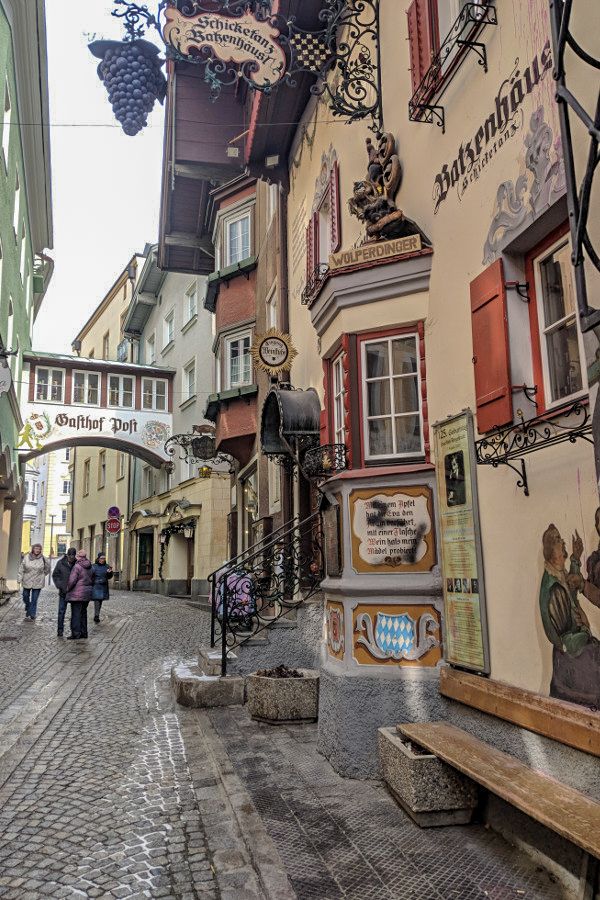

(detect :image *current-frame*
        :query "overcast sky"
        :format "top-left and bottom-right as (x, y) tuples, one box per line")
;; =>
(33, 0), (165, 353)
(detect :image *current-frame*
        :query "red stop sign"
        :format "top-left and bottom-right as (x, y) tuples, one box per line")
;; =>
(106, 517), (121, 535)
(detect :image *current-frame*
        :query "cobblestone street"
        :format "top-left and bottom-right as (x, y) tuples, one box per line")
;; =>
(0, 590), (565, 900)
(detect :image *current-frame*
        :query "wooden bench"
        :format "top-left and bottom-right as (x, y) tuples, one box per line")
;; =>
(399, 722), (600, 861)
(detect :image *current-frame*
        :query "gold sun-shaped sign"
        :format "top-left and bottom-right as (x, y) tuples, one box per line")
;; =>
(251, 329), (298, 377)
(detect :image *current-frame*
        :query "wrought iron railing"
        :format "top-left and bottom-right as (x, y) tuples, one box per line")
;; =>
(409, 2), (497, 132)
(303, 443), (348, 481)
(301, 264), (330, 307)
(209, 512), (323, 676)
(475, 401), (593, 495)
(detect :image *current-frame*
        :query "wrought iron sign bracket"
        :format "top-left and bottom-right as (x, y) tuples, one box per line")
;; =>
(511, 384), (538, 409)
(103, 0), (384, 133)
(409, 3), (497, 134)
(475, 401), (593, 496)
(164, 431), (235, 474)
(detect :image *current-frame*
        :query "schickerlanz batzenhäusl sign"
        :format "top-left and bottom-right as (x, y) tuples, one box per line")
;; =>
(162, 8), (286, 88)
(432, 41), (553, 214)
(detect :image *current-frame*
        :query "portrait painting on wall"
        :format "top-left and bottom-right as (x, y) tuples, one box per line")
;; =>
(445, 451), (466, 507)
(538, 510), (600, 708)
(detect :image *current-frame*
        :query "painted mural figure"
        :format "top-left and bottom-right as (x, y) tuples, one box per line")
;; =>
(539, 523), (600, 708)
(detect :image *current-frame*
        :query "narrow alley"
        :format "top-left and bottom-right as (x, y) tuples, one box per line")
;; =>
(0, 592), (562, 900)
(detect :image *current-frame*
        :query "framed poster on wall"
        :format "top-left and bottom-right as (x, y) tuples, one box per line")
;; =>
(433, 410), (490, 674)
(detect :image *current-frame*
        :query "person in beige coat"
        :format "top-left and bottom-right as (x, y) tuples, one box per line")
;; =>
(17, 544), (50, 621)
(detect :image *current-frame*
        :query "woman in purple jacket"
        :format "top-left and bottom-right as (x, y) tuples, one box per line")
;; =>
(66, 550), (94, 640)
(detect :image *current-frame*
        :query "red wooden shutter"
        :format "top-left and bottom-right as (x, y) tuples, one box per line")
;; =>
(306, 212), (318, 280)
(329, 160), (341, 253)
(470, 259), (512, 434)
(407, 0), (433, 93)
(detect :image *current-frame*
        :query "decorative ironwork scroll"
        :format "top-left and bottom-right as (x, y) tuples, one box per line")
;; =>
(103, 0), (383, 131)
(409, 2), (498, 133)
(303, 443), (348, 481)
(209, 512), (323, 675)
(549, 0), (600, 334)
(475, 401), (593, 495)
(164, 428), (235, 472)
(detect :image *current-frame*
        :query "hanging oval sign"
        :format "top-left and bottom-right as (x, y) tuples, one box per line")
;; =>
(252, 329), (298, 377)
(162, 8), (287, 89)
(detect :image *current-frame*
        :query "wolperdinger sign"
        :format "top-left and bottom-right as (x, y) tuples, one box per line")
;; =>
(163, 8), (286, 89)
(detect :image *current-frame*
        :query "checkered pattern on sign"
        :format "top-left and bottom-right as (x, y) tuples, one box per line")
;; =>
(290, 33), (330, 71)
(375, 614), (415, 658)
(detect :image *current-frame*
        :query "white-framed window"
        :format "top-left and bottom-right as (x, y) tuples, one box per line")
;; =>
(13, 170), (19, 238)
(62, 480), (70, 495)
(65, 448), (70, 461)
(267, 182), (278, 226)
(142, 377), (167, 411)
(318, 193), (331, 267)
(61, 508), (67, 524)
(73, 370), (100, 406)
(266, 287), (278, 330)
(361, 333), (423, 460)
(184, 283), (197, 324)
(108, 374), (134, 408)
(225, 212), (251, 266)
(83, 459), (91, 496)
(143, 465), (154, 498)
(163, 310), (174, 348)
(102, 332), (110, 360)
(2, 81), (11, 168)
(182, 359), (196, 401)
(117, 451), (126, 480)
(35, 367), (65, 403)
(146, 332), (156, 365)
(98, 451), (106, 489)
(225, 331), (252, 389)
(533, 235), (587, 407)
(332, 354), (346, 444)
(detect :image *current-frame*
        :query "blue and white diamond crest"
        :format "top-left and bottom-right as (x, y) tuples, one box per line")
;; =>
(375, 613), (416, 659)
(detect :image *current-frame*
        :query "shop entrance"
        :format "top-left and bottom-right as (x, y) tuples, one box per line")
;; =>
(137, 531), (154, 579)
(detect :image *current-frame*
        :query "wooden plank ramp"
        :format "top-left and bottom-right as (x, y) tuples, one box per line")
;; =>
(399, 722), (600, 860)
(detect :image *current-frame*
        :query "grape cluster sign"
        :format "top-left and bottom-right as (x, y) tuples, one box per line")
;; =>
(163, 8), (286, 89)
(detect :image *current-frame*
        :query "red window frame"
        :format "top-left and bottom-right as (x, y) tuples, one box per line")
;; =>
(356, 322), (429, 468)
(525, 221), (581, 416)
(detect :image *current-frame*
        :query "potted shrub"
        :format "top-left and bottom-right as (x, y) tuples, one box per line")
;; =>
(246, 665), (319, 723)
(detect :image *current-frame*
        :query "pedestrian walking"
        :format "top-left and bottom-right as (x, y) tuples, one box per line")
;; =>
(17, 544), (50, 621)
(91, 553), (113, 623)
(52, 548), (77, 637)
(66, 550), (94, 640)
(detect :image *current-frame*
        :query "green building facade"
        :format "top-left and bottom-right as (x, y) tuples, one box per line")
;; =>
(0, 0), (52, 586)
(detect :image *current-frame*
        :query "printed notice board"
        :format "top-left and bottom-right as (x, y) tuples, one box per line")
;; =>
(433, 410), (490, 673)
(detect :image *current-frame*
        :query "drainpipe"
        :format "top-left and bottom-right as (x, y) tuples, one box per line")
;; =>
(278, 183), (293, 524)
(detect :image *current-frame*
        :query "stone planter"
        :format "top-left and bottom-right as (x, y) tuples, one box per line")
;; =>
(246, 669), (319, 724)
(378, 727), (478, 827)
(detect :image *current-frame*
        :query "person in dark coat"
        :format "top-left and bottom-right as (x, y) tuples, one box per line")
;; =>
(66, 550), (94, 640)
(91, 553), (113, 623)
(52, 548), (77, 637)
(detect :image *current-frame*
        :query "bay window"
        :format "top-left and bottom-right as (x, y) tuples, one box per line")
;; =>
(332, 354), (346, 444)
(142, 377), (167, 411)
(73, 370), (100, 406)
(108, 375), (134, 408)
(531, 235), (586, 407)
(226, 213), (251, 266)
(361, 334), (423, 460)
(225, 332), (252, 389)
(35, 367), (64, 403)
